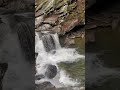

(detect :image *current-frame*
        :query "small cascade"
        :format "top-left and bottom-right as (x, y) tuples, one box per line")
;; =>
(42, 34), (56, 52)
(41, 33), (61, 52)
(52, 33), (61, 49)
(35, 32), (85, 89)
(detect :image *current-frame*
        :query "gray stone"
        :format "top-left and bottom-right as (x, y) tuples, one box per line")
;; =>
(45, 65), (57, 79)
(36, 82), (55, 90)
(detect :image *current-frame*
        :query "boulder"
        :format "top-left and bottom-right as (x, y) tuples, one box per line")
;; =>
(45, 65), (57, 79)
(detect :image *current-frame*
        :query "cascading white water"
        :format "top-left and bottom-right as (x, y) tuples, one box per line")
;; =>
(35, 32), (85, 89)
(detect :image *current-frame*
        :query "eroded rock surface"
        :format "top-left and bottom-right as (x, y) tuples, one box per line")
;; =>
(35, 0), (85, 35)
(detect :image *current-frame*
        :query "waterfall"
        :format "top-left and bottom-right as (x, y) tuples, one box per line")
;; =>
(52, 33), (61, 49)
(35, 32), (85, 89)
(17, 19), (34, 63)
(41, 33), (61, 52)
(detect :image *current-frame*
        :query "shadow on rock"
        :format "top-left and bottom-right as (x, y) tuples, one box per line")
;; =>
(0, 63), (8, 90)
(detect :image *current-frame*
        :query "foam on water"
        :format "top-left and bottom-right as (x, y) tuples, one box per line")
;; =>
(35, 32), (84, 88)
(59, 70), (80, 87)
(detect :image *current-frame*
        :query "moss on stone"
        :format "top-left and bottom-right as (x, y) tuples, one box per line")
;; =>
(59, 60), (85, 82)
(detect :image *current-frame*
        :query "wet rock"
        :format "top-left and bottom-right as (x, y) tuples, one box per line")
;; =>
(64, 38), (75, 47)
(35, 53), (38, 59)
(35, 74), (45, 80)
(35, 10), (44, 17)
(36, 82), (55, 90)
(57, 86), (84, 90)
(52, 25), (62, 34)
(45, 65), (57, 79)
(0, 63), (8, 90)
(73, 31), (85, 38)
(62, 19), (79, 34)
(37, 24), (52, 32)
(43, 15), (59, 25)
(35, 15), (44, 28)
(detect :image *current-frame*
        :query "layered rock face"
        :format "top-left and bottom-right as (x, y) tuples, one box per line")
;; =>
(35, 0), (85, 35)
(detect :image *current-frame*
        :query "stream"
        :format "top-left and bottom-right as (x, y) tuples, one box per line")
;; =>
(35, 32), (85, 90)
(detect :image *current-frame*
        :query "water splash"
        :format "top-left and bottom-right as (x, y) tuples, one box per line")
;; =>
(35, 32), (84, 88)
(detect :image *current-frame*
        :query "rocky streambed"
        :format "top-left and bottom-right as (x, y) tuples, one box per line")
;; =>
(35, 32), (85, 90)
(35, 0), (85, 90)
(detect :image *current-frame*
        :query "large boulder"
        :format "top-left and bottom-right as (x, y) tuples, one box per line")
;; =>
(45, 65), (57, 79)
